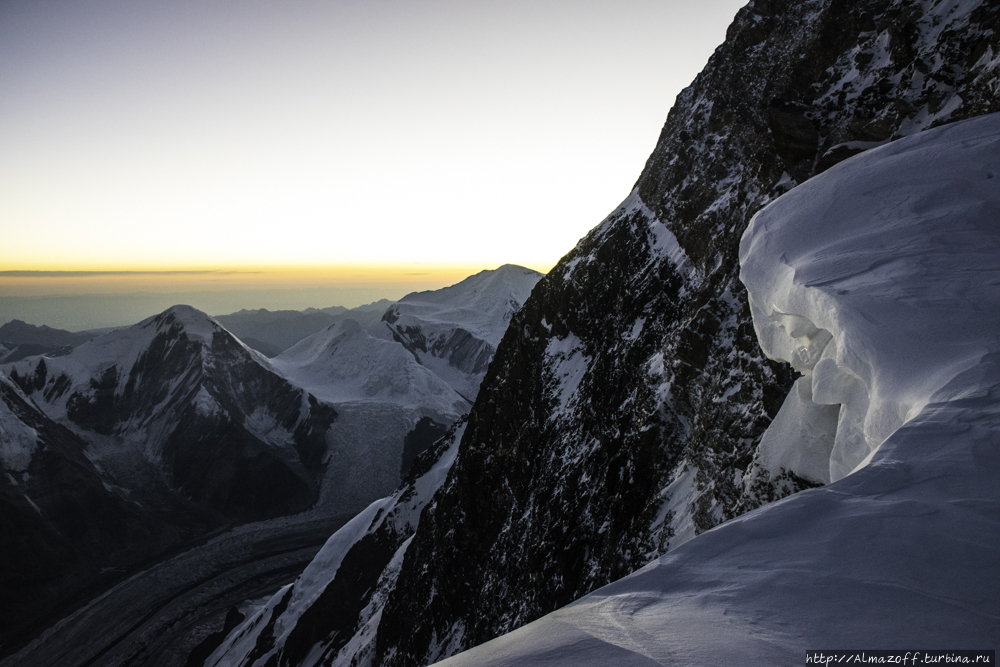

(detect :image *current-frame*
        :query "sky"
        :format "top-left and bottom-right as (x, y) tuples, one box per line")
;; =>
(0, 0), (746, 329)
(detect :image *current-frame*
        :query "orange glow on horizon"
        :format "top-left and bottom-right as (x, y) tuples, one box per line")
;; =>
(0, 262), (552, 297)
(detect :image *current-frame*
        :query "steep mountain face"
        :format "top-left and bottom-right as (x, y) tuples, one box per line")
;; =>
(377, 265), (543, 400)
(4, 305), (336, 524)
(204, 1), (1000, 665)
(0, 372), (179, 654)
(434, 110), (1000, 666)
(271, 320), (469, 512)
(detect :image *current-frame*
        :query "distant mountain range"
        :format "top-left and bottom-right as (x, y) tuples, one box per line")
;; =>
(0, 265), (542, 659)
(0, 320), (99, 363)
(213, 299), (396, 357)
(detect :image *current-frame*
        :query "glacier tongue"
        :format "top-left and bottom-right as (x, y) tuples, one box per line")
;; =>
(431, 112), (1000, 665)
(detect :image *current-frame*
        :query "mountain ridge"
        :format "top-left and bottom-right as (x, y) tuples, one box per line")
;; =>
(201, 1), (1000, 665)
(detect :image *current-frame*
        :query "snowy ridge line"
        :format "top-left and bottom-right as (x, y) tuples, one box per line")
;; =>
(431, 111), (1000, 667)
(382, 264), (542, 347)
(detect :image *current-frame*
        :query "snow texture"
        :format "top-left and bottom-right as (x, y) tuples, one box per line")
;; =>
(374, 265), (542, 399)
(432, 113), (1000, 665)
(0, 373), (38, 471)
(386, 265), (541, 349)
(272, 319), (467, 421)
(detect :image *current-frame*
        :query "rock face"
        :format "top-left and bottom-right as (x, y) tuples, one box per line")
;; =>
(431, 109), (1000, 667)
(203, 1), (1000, 665)
(5, 305), (336, 525)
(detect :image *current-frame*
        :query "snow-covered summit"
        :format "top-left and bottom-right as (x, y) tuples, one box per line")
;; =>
(388, 265), (542, 346)
(272, 319), (468, 421)
(433, 113), (1000, 666)
(376, 264), (543, 399)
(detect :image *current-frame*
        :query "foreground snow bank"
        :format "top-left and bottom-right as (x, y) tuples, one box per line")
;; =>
(434, 114), (1000, 665)
(742, 112), (1000, 484)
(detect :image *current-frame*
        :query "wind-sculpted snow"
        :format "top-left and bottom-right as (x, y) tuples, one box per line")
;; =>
(742, 113), (1000, 485)
(432, 112), (1000, 666)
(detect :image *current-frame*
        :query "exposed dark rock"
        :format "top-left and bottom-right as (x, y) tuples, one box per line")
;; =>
(185, 606), (246, 667)
(0, 376), (192, 658)
(400, 416), (448, 478)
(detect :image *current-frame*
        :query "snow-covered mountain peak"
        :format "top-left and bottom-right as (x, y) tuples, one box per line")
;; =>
(2, 303), (340, 525)
(152, 304), (220, 343)
(325, 317), (365, 339)
(277, 318), (376, 365)
(388, 264), (542, 346)
(2, 305), (234, 407)
(272, 319), (468, 419)
(374, 265), (543, 399)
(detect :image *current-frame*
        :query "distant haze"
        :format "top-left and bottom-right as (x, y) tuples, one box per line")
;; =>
(0, 266), (494, 331)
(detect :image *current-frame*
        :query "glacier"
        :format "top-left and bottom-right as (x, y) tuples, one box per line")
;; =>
(431, 112), (1000, 665)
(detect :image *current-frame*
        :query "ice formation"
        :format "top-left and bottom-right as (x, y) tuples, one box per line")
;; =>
(431, 112), (1000, 665)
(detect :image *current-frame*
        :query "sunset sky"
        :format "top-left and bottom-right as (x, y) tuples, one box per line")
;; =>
(0, 0), (745, 328)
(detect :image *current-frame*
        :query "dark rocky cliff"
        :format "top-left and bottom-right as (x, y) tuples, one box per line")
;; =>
(205, 1), (1000, 665)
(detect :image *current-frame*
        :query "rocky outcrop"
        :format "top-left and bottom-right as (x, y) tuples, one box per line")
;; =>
(203, 1), (1000, 664)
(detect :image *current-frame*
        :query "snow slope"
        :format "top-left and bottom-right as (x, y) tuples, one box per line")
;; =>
(376, 265), (542, 399)
(271, 320), (470, 512)
(272, 319), (467, 422)
(432, 113), (1000, 665)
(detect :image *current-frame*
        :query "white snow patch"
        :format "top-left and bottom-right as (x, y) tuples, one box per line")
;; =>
(545, 333), (589, 416)
(0, 375), (39, 471)
(243, 407), (294, 449)
(272, 319), (468, 419)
